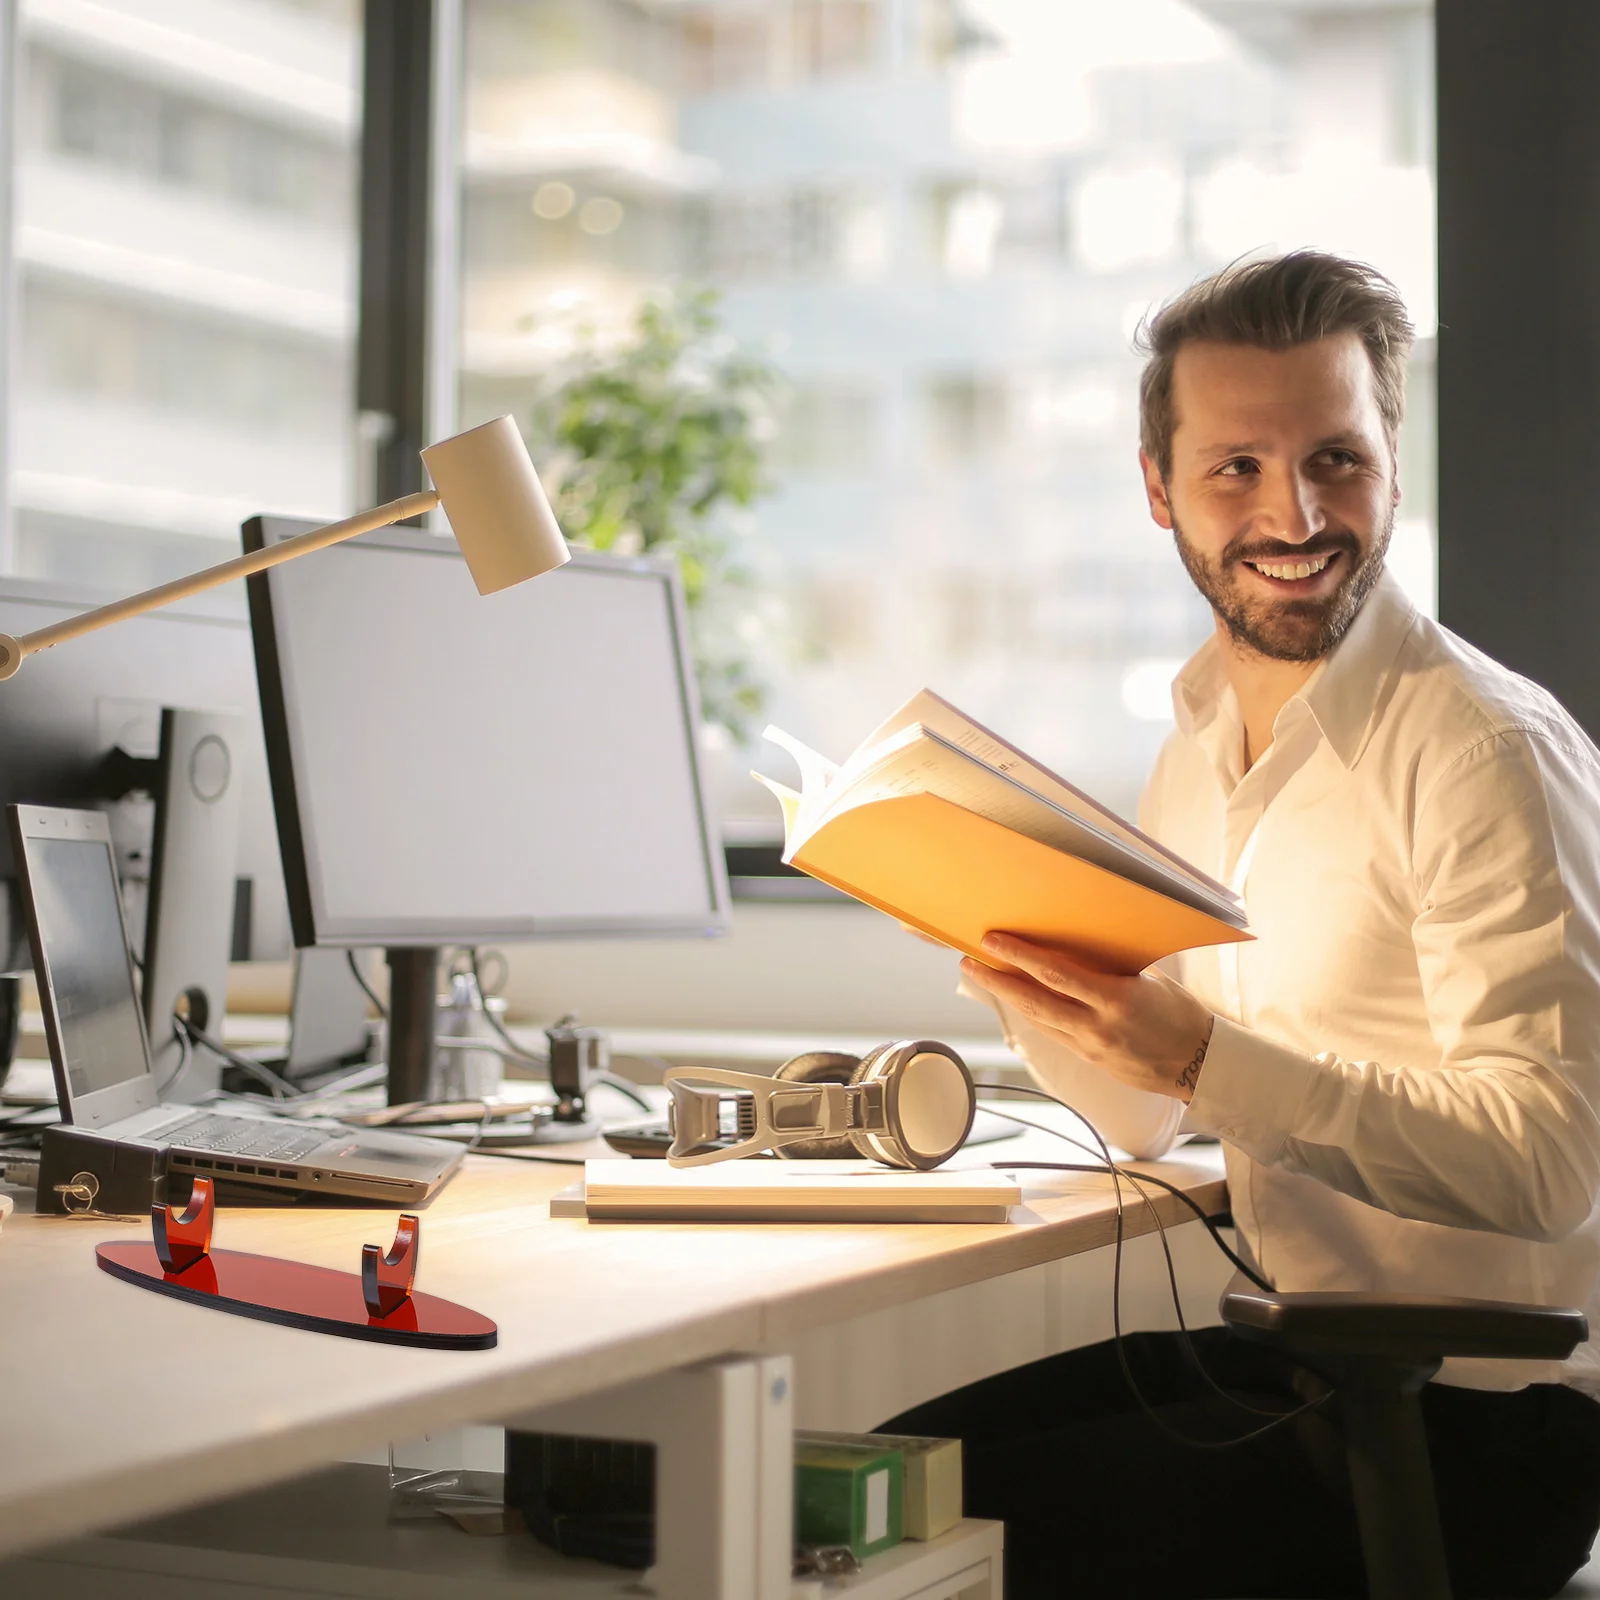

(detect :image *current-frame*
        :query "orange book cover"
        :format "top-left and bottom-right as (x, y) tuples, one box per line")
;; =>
(758, 694), (1250, 977)
(791, 793), (1248, 976)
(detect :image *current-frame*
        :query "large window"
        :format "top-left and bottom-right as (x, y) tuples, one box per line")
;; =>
(3, 0), (1434, 830)
(456, 0), (1435, 833)
(3, 0), (361, 598)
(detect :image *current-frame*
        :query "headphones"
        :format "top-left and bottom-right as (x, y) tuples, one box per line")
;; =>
(663, 1040), (976, 1170)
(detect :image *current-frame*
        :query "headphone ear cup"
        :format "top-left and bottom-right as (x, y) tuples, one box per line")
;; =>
(771, 1051), (864, 1159)
(854, 1041), (975, 1170)
(844, 1043), (898, 1159)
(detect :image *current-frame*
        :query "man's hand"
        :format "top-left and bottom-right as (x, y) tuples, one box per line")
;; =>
(960, 932), (1215, 1103)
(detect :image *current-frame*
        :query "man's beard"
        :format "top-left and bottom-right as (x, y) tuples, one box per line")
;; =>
(1171, 507), (1393, 663)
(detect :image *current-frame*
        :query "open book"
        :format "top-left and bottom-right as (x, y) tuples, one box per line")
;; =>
(755, 689), (1249, 975)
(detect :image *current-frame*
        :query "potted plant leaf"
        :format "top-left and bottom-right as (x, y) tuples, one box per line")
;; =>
(527, 286), (781, 745)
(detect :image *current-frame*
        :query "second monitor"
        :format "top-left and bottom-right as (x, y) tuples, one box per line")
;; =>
(245, 520), (730, 1102)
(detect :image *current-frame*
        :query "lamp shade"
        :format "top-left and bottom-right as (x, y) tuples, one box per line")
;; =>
(421, 415), (571, 595)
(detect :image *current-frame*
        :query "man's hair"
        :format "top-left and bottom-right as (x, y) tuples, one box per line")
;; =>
(1136, 251), (1414, 479)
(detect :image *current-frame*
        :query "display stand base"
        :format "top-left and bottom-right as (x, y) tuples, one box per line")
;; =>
(96, 1241), (497, 1349)
(96, 1179), (496, 1350)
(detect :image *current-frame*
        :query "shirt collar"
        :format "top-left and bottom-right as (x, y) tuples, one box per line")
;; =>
(1171, 633), (1245, 791)
(1300, 567), (1418, 767)
(1171, 566), (1419, 772)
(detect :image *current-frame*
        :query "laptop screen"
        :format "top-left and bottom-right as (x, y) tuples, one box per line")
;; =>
(28, 835), (149, 1102)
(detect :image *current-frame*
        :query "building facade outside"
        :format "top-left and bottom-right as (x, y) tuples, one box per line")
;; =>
(3, 0), (1435, 837)
(456, 0), (1436, 830)
(5, 0), (360, 598)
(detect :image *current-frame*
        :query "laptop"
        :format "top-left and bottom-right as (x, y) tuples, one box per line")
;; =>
(9, 804), (462, 1204)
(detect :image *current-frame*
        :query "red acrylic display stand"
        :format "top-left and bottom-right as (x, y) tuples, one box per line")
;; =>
(95, 1179), (496, 1350)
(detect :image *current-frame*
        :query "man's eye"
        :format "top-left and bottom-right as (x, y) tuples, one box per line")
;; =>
(1319, 449), (1359, 468)
(1215, 458), (1258, 477)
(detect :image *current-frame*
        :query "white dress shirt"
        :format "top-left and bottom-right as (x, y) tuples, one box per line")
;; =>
(983, 569), (1600, 1392)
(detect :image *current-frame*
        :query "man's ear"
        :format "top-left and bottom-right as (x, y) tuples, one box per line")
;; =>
(1140, 449), (1174, 530)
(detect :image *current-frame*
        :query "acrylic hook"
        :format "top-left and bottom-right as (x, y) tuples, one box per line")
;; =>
(153, 1176), (215, 1274)
(362, 1214), (420, 1319)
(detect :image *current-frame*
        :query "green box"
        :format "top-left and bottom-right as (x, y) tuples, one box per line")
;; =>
(798, 1431), (961, 1541)
(794, 1440), (903, 1561)
(797, 1431), (962, 1541)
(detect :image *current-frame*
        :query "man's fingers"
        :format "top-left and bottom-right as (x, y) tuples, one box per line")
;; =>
(960, 958), (1093, 1035)
(979, 932), (1109, 1002)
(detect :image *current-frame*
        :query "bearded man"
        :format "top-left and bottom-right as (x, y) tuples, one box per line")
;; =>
(890, 252), (1600, 1600)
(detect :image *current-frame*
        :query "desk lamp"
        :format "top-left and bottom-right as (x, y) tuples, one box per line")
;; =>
(0, 415), (569, 680)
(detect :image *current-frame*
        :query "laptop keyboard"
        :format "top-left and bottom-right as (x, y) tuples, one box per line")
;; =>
(166, 1113), (328, 1164)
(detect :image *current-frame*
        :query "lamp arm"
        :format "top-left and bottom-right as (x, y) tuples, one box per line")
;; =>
(0, 488), (441, 680)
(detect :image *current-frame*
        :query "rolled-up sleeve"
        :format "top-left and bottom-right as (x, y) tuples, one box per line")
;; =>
(1184, 729), (1600, 1243)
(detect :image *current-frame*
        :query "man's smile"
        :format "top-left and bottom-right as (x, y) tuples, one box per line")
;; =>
(1237, 548), (1345, 594)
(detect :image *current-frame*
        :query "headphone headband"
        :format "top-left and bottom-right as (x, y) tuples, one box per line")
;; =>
(663, 1041), (975, 1171)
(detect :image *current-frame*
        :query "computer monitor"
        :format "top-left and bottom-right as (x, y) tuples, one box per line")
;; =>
(0, 578), (294, 968)
(245, 521), (730, 1102)
(0, 579), (296, 1093)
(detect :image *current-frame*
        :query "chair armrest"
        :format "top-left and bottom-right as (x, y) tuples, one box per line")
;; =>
(1221, 1279), (1587, 1364)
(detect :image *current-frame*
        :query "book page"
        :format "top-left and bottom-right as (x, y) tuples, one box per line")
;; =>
(751, 772), (804, 842)
(756, 726), (842, 844)
(816, 726), (1244, 926)
(861, 689), (1236, 909)
(762, 726), (838, 796)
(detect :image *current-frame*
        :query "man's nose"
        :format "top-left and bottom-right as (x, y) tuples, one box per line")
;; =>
(1258, 467), (1325, 543)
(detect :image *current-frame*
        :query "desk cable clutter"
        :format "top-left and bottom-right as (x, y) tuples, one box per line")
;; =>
(95, 1177), (497, 1349)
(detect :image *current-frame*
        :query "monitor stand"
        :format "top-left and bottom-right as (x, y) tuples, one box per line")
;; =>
(0, 974), (17, 1094)
(383, 949), (605, 1143)
(385, 947), (439, 1106)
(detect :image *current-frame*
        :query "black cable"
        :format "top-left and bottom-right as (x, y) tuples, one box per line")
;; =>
(462, 1097), (498, 1158)
(468, 1147), (588, 1166)
(990, 1093), (1328, 1441)
(997, 1155), (1303, 1428)
(153, 1021), (193, 1097)
(979, 1084), (1269, 1291)
(175, 1014), (301, 1101)
(612, 1051), (674, 1075)
(998, 1159), (1268, 1293)
(346, 950), (387, 1019)
(468, 947), (544, 1064)
(979, 1082), (1329, 1447)
(460, 953), (649, 1119)
(592, 1071), (653, 1114)
(470, 947), (510, 998)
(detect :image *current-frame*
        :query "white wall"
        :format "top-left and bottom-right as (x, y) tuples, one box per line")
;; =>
(496, 902), (1003, 1039)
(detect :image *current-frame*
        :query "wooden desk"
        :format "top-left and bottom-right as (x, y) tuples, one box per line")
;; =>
(0, 1141), (1228, 1595)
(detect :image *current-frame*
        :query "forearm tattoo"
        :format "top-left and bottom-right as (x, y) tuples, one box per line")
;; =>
(1176, 1036), (1208, 1097)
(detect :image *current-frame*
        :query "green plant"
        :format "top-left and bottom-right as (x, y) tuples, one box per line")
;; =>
(530, 287), (780, 740)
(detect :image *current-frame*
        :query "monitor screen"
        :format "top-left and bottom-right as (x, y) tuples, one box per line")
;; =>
(26, 834), (149, 1103)
(0, 579), (293, 972)
(249, 526), (729, 946)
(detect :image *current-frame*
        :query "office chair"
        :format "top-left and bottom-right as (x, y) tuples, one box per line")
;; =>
(1221, 1280), (1588, 1600)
